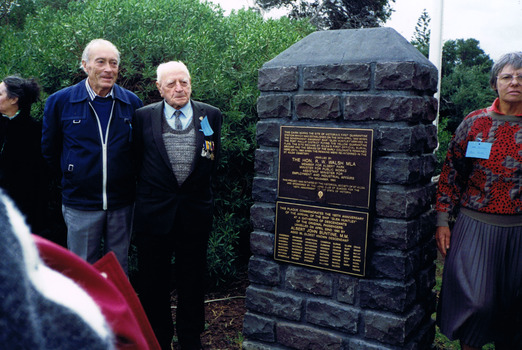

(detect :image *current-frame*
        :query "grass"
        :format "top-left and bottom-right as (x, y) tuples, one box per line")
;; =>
(229, 332), (244, 347)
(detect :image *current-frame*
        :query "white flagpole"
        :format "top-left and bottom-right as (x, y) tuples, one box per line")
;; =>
(429, 0), (444, 129)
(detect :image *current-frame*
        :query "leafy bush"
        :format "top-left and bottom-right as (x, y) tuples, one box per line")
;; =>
(435, 118), (452, 174)
(0, 0), (315, 283)
(440, 62), (496, 134)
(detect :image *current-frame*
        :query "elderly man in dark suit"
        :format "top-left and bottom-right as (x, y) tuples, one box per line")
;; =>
(132, 61), (222, 350)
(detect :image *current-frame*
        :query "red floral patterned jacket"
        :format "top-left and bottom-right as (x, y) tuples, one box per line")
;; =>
(436, 99), (522, 226)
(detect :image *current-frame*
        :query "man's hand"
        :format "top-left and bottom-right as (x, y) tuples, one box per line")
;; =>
(436, 226), (451, 258)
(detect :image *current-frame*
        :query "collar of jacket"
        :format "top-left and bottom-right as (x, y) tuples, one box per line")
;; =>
(70, 79), (133, 105)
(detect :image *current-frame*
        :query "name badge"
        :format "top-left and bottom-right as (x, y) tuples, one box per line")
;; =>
(466, 141), (492, 159)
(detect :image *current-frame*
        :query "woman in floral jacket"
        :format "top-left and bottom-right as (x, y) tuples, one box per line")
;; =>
(435, 52), (522, 350)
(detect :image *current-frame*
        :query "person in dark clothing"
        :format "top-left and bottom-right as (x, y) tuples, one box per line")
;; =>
(133, 61), (222, 350)
(0, 75), (47, 234)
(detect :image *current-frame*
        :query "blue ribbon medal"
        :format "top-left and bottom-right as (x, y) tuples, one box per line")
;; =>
(200, 116), (214, 136)
(200, 116), (215, 160)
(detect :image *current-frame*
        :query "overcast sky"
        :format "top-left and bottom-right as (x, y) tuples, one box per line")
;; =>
(208, 0), (522, 61)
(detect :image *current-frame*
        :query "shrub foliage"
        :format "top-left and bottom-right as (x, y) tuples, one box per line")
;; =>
(0, 0), (315, 283)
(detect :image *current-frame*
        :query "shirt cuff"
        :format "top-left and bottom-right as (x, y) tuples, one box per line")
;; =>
(436, 211), (450, 227)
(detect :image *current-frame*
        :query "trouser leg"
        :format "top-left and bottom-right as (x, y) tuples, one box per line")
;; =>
(174, 224), (209, 349)
(104, 204), (133, 274)
(62, 205), (104, 264)
(136, 234), (175, 350)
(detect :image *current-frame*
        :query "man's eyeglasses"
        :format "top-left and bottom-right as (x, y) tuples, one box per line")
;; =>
(497, 74), (522, 85)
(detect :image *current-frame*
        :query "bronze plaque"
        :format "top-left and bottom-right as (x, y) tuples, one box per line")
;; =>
(275, 201), (368, 276)
(278, 126), (373, 209)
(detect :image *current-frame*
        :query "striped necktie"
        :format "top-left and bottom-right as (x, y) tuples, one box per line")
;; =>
(174, 110), (182, 130)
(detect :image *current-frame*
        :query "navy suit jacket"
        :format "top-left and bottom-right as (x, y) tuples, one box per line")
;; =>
(132, 100), (222, 237)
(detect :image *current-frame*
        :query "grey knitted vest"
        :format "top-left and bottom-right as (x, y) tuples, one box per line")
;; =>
(162, 116), (197, 186)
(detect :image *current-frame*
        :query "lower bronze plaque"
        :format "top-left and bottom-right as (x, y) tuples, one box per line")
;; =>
(275, 201), (368, 276)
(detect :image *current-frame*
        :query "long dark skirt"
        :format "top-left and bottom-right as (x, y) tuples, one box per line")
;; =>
(437, 212), (522, 348)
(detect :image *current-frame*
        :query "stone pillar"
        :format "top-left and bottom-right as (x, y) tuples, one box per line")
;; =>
(244, 27), (439, 349)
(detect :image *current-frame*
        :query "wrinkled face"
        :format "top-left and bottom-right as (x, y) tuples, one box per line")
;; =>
(82, 44), (119, 97)
(496, 64), (522, 105)
(0, 82), (18, 116)
(156, 68), (191, 109)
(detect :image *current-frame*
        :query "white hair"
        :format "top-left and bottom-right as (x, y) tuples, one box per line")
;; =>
(80, 39), (120, 70)
(156, 61), (191, 83)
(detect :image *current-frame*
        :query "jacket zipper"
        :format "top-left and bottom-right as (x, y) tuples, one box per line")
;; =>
(89, 101), (115, 210)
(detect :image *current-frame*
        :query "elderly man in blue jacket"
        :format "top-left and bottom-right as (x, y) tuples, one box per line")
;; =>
(42, 39), (143, 274)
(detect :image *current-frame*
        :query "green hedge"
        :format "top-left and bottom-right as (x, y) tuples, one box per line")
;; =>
(1, 0), (315, 283)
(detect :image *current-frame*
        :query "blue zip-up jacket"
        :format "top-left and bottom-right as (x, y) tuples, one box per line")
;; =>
(42, 79), (143, 211)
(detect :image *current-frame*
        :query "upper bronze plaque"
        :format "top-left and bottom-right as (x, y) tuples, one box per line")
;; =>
(278, 126), (373, 209)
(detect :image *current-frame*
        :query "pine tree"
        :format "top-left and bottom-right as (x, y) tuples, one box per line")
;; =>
(410, 9), (430, 58)
(254, 0), (395, 30)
